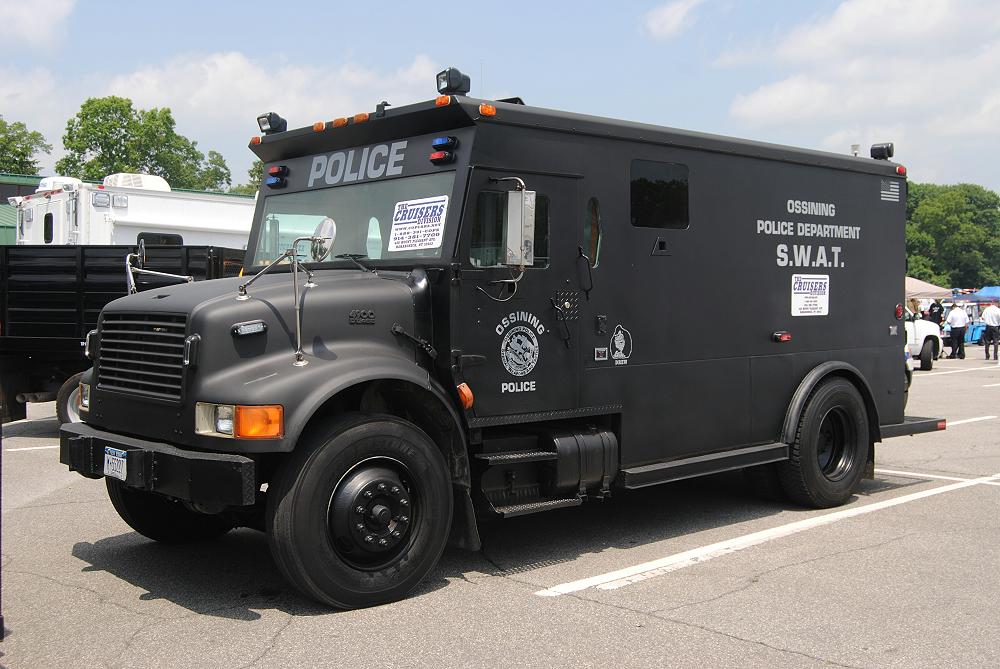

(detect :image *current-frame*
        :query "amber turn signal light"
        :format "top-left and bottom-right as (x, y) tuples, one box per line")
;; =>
(457, 383), (474, 410)
(235, 405), (284, 439)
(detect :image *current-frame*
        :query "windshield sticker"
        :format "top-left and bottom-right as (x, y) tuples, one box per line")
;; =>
(388, 195), (448, 251)
(791, 274), (829, 316)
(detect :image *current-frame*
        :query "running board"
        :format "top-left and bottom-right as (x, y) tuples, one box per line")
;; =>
(621, 442), (788, 489)
(474, 450), (558, 465)
(880, 416), (946, 439)
(493, 498), (582, 518)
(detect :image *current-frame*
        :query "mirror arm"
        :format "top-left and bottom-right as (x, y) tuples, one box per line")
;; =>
(577, 246), (594, 300)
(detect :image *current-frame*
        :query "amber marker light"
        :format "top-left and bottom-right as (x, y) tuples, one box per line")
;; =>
(250, 136), (262, 145)
(332, 117), (348, 128)
(235, 405), (284, 439)
(353, 112), (370, 123)
(312, 121), (326, 132)
(457, 383), (474, 410)
(478, 103), (497, 117)
(435, 95), (452, 107)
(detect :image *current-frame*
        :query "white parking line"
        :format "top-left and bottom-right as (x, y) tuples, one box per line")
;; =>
(876, 468), (1000, 487)
(4, 445), (60, 452)
(983, 383), (1000, 387)
(536, 472), (1000, 597)
(945, 415), (996, 426)
(920, 366), (999, 377)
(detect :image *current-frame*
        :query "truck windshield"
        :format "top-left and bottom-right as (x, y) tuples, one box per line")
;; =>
(247, 172), (455, 267)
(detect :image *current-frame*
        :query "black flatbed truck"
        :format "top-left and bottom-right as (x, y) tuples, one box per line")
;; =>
(60, 68), (943, 608)
(0, 244), (244, 423)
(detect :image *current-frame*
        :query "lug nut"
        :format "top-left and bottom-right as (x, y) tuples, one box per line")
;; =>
(364, 535), (374, 543)
(399, 515), (409, 523)
(392, 530), (402, 538)
(355, 505), (365, 514)
(356, 523), (365, 530)
(378, 538), (388, 546)
(391, 486), (400, 494)
(363, 490), (373, 498)
(400, 498), (409, 507)
(378, 483), (386, 491)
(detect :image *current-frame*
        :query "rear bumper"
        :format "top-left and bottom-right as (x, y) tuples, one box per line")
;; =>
(880, 416), (946, 439)
(60, 422), (256, 506)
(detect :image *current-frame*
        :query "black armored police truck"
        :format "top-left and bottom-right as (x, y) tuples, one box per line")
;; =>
(60, 68), (944, 608)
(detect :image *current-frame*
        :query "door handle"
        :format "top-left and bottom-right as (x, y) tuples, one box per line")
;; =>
(549, 298), (572, 348)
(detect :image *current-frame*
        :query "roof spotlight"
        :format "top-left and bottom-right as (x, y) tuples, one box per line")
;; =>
(870, 142), (894, 160)
(436, 67), (471, 96)
(257, 112), (287, 135)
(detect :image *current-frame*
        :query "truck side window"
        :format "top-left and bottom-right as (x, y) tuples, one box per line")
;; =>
(470, 191), (549, 268)
(44, 213), (54, 244)
(584, 197), (601, 267)
(630, 160), (689, 229)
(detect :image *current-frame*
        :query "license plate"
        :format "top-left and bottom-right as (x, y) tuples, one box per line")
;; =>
(103, 447), (127, 481)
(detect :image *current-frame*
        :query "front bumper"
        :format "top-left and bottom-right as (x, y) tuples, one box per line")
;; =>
(60, 422), (257, 506)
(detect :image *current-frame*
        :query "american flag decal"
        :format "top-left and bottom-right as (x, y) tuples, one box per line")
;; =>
(880, 178), (901, 202)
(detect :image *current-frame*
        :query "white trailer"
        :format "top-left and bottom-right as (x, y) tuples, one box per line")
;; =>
(7, 173), (253, 248)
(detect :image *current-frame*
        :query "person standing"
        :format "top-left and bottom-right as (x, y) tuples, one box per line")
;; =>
(946, 303), (969, 359)
(982, 300), (1000, 361)
(928, 300), (944, 325)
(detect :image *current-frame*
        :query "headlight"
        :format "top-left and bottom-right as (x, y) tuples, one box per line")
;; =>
(196, 402), (283, 439)
(79, 383), (91, 409)
(215, 404), (235, 434)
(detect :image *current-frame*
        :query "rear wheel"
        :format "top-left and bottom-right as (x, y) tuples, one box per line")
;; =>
(266, 413), (452, 609)
(919, 340), (934, 371)
(56, 372), (84, 424)
(106, 478), (235, 542)
(778, 378), (870, 508)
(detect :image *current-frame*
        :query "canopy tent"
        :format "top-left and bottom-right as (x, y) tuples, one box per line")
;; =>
(905, 276), (951, 299)
(964, 285), (1000, 303)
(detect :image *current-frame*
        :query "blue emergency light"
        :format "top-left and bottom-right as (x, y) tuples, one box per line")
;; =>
(432, 136), (458, 150)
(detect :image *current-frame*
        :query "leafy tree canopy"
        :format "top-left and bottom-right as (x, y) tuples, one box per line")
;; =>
(55, 96), (230, 191)
(230, 160), (262, 195)
(906, 182), (1000, 288)
(0, 115), (52, 175)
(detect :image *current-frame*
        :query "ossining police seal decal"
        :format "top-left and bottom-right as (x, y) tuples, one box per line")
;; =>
(500, 325), (539, 376)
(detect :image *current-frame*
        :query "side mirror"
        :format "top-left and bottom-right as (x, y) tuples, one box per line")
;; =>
(504, 189), (536, 266)
(310, 217), (337, 262)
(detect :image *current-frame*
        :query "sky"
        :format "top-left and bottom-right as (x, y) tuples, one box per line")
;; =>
(2, 0), (999, 192)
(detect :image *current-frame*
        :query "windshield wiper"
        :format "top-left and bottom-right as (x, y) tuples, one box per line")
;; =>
(334, 253), (376, 274)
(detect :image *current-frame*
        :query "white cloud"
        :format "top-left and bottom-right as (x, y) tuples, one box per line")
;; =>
(0, 0), (76, 48)
(102, 53), (438, 183)
(644, 0), (704, 40)
(722, 0), (1000, 187)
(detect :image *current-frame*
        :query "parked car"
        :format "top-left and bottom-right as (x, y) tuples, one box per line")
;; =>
(905, 308), (942, 370)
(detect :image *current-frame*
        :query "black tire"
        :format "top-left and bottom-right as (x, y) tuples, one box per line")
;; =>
(918, 340), (934, 371)
(106, 478), (235, 542)
(743, 463), (786, 502)
(56, 372), (84, 424)
(777, 378), (870, 508)
(266, 413), (452, 609)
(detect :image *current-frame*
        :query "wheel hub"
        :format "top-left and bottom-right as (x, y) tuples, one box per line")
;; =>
(329, 462), (414, 568)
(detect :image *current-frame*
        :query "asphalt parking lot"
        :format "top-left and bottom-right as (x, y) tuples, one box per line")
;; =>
(2, 356), (998, 668)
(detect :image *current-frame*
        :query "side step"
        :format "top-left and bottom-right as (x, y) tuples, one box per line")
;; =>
(474, 450), (558, 465)
(492, 498), (582, 518)
(621, 442), (788, 489)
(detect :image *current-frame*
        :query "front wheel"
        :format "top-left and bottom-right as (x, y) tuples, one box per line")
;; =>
(56, 372), (84, 424)
(778, 378), (870, 508)
(266, 414), (452, 609)
(919, 340), (934, 371)
(106, 478), (235, 542)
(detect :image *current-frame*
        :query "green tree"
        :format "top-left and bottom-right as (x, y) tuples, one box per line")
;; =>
(0, 116), (52, 174)
(55, 96), (231, 191)
(230, 160), (262, 195)
(906, 182), (1000, 288)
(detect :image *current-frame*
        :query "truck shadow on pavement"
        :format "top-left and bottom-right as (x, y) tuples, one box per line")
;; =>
(3, 417), (61, 438)
(68, 471), (922, 618)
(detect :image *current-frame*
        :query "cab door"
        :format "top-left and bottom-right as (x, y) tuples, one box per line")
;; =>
(453, 169), (581, 418)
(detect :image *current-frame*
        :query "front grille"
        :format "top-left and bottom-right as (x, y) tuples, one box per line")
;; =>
(97, 313), (187, 401)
